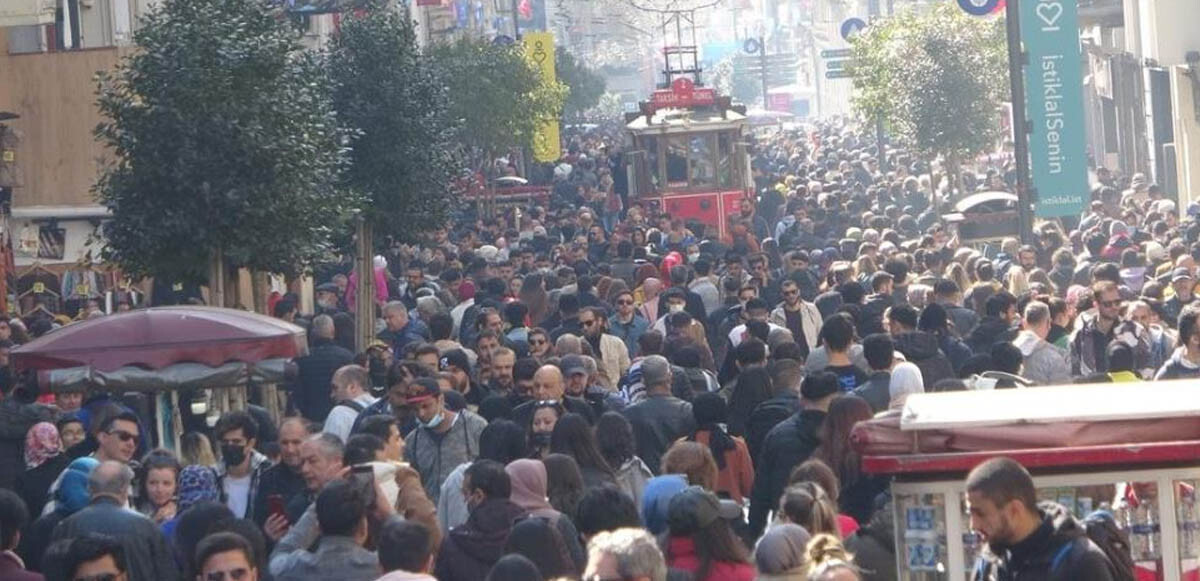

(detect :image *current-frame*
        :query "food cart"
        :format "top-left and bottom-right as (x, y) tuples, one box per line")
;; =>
(12, 306), (307, 450)
(853, 382), (1200, 580)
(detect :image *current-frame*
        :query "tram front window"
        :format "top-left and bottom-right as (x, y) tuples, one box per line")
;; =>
(690, 135), (715, 187)
(666, 136), (688, 185)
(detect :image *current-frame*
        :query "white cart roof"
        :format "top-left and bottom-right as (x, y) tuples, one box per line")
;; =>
(900, 380), (1200, 431)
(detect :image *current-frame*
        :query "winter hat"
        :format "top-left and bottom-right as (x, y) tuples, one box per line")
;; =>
(754, 523), (813, 576)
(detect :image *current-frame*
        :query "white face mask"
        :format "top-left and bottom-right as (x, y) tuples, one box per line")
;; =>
(669, 303), (685, 313)
(687, 253), (701, 263)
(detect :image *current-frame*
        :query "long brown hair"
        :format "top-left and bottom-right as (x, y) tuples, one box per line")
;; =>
(811, 395), (873, 494)
(661, 441), (718, 491)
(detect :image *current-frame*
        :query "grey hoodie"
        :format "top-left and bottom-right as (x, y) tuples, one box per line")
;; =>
(405, 410), (488, 502)
(1013, 330), (1070, 386)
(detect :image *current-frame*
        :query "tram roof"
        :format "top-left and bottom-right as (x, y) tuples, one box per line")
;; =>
(626, 108), (748, 135)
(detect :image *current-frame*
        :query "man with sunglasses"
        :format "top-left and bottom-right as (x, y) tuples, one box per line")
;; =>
(53, 462), (177, 581)
(609, 291), (648, 360)
(1069, 280), (1153, 377)
(195, 532), (258, 581)
(64, 533), (128, 581)
(579, 307), (631, 391)
(769, 279), (822, 361)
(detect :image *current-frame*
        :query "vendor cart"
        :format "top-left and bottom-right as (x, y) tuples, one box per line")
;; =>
(855, 382), (1200, 580)
(11, 306), (307, 450)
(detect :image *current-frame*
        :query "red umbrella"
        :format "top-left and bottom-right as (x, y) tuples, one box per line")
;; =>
(12, 306), (308, 373)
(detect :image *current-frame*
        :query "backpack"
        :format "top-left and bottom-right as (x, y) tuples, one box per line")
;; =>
(336, 399), (366, 414)
(1050, 510), (1136, 581)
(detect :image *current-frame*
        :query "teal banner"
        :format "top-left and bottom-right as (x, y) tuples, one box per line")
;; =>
(1021, 0), (1089, 218)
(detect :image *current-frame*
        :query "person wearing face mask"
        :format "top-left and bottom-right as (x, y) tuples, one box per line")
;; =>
(403, 378), (487, 502)
(213, 411), (269, 520)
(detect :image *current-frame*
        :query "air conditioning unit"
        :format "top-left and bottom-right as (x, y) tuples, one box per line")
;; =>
(0, 0), (56, 27)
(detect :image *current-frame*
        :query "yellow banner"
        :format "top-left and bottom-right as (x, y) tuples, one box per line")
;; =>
(523, 32), (561, 163)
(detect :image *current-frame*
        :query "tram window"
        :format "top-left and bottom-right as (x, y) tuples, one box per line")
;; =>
(717, 132), (733, 188)
(643, 136), (661, 188)
(689, 134), (715, 187)
(666, 135), (689, 185)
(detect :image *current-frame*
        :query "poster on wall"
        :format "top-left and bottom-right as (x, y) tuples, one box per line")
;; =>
(37, 226), (64, 260)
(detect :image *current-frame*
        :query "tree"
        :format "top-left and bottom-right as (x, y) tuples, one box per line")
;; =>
(430, 36), (566, 170)
(326, 4), (460, 349)
(94, 0), (349, 289)
(557, 50), (606, 120)
(849, 4), (1007, 183)
(328, 5), (460, 245)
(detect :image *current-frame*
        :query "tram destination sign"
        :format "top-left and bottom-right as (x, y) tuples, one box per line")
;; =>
(1022, 0), (1089, 218)
(651, 77), (716, 109)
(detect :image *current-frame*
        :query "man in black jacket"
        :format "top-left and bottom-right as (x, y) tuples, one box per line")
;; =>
(512, 365), (596, 428)
(621, 355), (696, 475)
(967, 292), (1020, 356)
(745, 359), (802, 462)
(858, 271), (894, 337)
(294, 315), (354, 422)
(886, 305), (956, 389)
(748, 371), (839, 538)
(52, 461), (178, 581)
(968, 457), (1116, 581)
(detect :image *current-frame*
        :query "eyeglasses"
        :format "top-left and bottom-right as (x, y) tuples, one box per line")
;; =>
(616, 299), (634, 306)
(204, 569), (251, 581)
(107, 430), (138, 443)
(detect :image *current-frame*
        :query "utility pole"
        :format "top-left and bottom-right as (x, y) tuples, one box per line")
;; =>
(760, 34), (769, 109)
(1005, 0), (1035, 244)
(511, 0), (520, 38)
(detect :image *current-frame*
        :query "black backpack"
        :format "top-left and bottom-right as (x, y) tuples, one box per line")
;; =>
(1050, 510), (1136, 581)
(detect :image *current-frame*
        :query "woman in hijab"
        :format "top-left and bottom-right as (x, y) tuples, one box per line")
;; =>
(17, 457), (97, 571)
(161, 464), (220, 542)
(505, 459), (586, 572)
(638, 278), (663, 323)
(485, 554), (544, 581)
(502, 518), (578, 578)
(686, 393), (754, 504)
(15, 422), (67, 518)
(754, 523), (813, 580)
(888, 362), (924, 411)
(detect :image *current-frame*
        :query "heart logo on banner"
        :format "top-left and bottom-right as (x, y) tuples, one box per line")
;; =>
(1035, 1), (1062, 28)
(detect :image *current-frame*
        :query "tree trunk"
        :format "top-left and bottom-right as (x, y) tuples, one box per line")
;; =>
(209, 247), (227, 308)
(354, 217), (375, 353)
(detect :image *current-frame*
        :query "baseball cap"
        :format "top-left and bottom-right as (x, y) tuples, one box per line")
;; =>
(404, 377), (441, 404)
(560, 354), (588, 377)
(439, 348), (471, 372)
(1172, 267), (1193, 283)
(666, 486), (741, 534)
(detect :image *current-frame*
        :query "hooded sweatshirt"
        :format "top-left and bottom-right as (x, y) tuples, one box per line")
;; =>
(971, 502), (1117, 581)
(1013, 330), (1070, 386)
(1154, 347), (1200, 380)
(892, 331), (955, 389)
(434, 498), (527, 581)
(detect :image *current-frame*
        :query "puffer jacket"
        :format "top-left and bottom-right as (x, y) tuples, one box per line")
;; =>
(971, 502), (1117, 581)
(1013, 330), (1071, 386)
(891, 331), (955, 389)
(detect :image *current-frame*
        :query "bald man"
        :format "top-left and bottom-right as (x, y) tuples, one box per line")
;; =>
(512, 365), (596, 430)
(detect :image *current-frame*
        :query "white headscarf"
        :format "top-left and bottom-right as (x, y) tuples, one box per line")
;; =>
(889, 362), (924, 411)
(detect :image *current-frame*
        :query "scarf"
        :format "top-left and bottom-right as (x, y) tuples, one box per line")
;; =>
(25, 422), (62, 469)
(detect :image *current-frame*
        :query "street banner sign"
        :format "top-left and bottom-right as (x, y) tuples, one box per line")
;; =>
(523, 32), (561, 163)
(1021, 0), (1089, 218)
(825, 70), (854, 79)
(957, 0), (1001, 16)
(840, 18), (866, 40)
(820, 48), (853, 59)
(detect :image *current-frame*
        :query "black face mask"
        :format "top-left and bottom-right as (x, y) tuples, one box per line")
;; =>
(221, 444), (247, 467)
(531, 432), (552, 448)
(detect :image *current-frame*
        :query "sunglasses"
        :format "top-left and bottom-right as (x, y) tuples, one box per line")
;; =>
(107, 430), (138, 443)
(617, 299), (634, 306)
(204, 569), (251, 581)
(75, 575), (122, 581)
(1100, 299), (1124, 308)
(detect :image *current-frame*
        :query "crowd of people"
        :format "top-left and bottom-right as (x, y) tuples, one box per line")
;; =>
(0, 116), (1184, 581)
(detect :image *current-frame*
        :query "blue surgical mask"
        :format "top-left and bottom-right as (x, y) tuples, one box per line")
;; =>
(421, 411), (445, 430)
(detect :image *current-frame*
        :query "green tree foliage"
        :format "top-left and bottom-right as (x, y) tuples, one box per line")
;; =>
(557, 50), (606, 120)
(430, 36), (566, 167)
(94, 0), (349, 283)
(328, 6), (460, 243)
(850, 4), (1007, 163)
